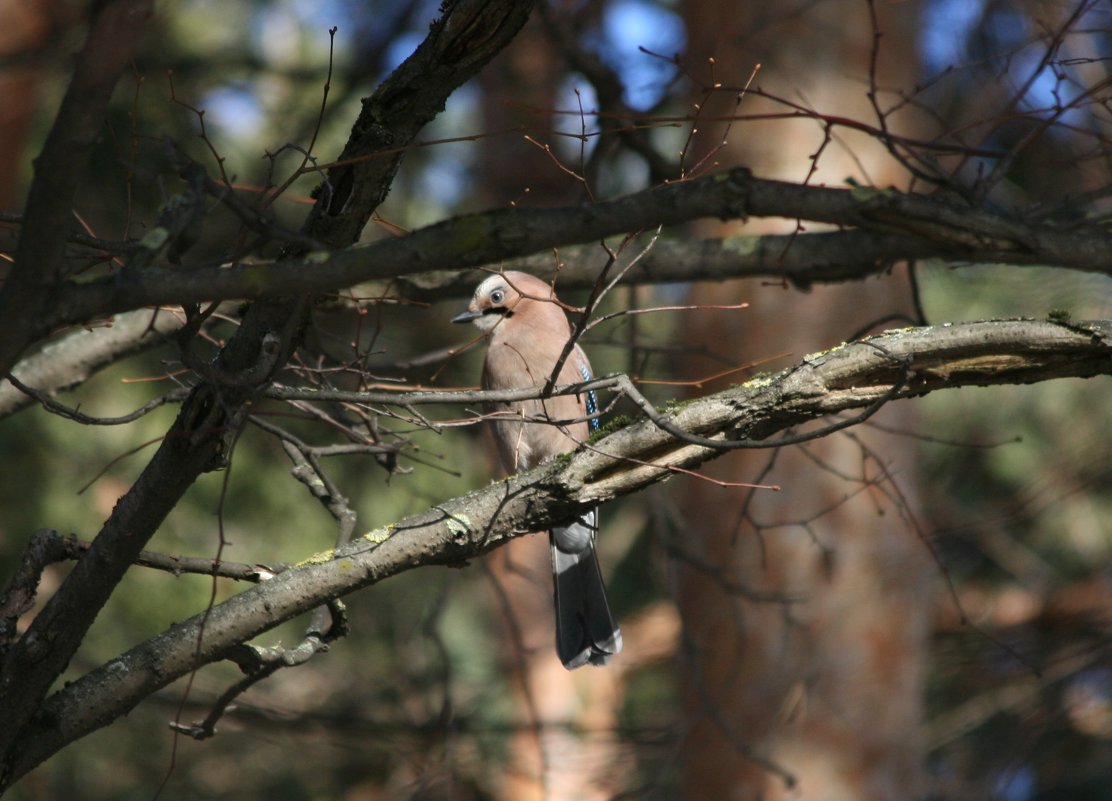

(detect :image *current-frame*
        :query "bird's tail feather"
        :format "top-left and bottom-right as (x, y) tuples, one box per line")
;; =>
(550, 509), (622, 669)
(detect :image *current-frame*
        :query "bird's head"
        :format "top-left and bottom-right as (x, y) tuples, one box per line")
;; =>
(450, 271), (556, 333)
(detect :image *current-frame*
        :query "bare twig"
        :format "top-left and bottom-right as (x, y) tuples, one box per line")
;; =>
(4, 372), (189, 425)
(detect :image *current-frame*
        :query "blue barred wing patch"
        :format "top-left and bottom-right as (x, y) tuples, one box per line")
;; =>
(579, 364), (600, 431)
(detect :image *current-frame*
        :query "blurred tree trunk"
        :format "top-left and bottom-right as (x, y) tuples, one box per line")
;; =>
(476, 15), (580, 209)
(675, 3), (935, 799)
(0, 0), (55, 208)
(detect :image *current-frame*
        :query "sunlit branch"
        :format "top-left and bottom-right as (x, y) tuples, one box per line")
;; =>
(11, 317), (1110, 782)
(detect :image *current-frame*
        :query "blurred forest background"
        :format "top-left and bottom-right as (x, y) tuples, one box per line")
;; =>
(1, 1), (1111, 800)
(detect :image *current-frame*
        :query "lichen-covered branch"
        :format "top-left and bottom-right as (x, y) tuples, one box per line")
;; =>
(8, 317), (1108, 782)
(48, 170), (1112, 329)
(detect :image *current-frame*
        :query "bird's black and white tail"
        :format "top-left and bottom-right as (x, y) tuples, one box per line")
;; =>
(550, 508), (622, 669)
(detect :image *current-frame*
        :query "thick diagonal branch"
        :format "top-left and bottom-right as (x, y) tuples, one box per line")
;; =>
(8, 318), (1108, 782)
(0, 0), (535, 785)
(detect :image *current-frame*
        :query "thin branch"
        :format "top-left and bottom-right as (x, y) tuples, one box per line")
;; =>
(175, 597), (348, 741)
(4, 373), (189, 425)
(263, 376), (622, 406)
(0, 307), (192, 419)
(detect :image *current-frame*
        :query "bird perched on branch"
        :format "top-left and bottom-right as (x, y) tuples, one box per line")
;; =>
(452, 271), (622, 669)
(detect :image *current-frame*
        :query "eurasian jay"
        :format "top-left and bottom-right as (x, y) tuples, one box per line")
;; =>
(452, 271), (622, 669)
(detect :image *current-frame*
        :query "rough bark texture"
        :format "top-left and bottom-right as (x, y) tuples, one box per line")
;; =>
(42, 169), (1112, 329)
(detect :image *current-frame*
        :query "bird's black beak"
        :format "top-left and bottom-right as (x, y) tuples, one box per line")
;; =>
(451, 309), (480, 324)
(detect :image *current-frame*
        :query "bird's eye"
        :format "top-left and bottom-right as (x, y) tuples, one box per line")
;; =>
(490, 289), (505, 304)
